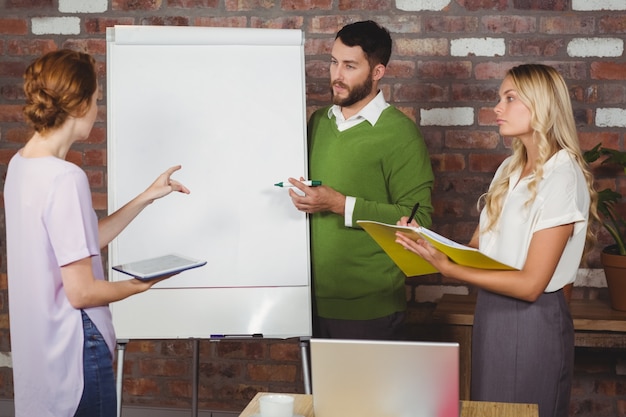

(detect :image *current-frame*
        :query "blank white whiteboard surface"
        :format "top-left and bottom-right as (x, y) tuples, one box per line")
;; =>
(106, 25), (311, 339)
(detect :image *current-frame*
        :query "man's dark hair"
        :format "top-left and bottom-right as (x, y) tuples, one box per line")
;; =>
(336, 20), (392, 67)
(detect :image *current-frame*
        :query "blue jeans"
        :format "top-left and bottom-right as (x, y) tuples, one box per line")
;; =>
(74, 310), (116, 417)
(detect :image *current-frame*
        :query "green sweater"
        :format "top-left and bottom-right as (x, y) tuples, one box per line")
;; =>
(309, 105), (434, 320)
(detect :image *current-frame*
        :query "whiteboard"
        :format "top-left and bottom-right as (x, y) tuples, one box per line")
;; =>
(106, 26), (311, 339)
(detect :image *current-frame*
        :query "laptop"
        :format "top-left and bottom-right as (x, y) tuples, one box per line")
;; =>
(310, 338), (459, 417)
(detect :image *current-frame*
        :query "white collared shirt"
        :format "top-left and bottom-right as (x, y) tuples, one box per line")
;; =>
(479, 150), (589, 292)
(326, 91), (390, 226)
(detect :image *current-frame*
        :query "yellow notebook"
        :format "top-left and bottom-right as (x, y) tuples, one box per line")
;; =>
(357, 220), (517, 277)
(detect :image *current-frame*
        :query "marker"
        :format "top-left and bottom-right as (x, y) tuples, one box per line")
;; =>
(210, 333), (263, 339)
(407, 202), (420, 224)
(274, 180), (322, 187)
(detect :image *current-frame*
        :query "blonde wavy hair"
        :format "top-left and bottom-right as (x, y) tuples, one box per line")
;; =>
(481, 64), (599, 258)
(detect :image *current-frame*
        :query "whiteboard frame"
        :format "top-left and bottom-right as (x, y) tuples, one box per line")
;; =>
(106, 25), (312, 340)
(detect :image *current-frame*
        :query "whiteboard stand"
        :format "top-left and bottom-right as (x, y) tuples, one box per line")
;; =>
(300, 337), (312, 394)
(115, 337), (311, 417)
(192, 338), (199, 417)
(116, 339), (129, 417)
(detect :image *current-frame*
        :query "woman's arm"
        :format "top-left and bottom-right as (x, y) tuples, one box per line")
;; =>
(395, 223), (574, 302)
(61, 257), (170, 308)
(98, 165), (189, 248)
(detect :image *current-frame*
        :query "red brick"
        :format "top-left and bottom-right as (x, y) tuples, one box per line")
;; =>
(457, 0), (507, 11)
(225, 0), (276, 11)
(417, 61), (472, 80)
(250, 16), (304, 29)
(469, 153), (509, 173)
(385, 60), (415, 78)
(304, 37), (332, 56)
(0, 61), (27, 77)
(309, 15), (356, 34)
(445, 130), (500, 149)
(5, 0), (52, 6)
(139, 358), (189, 377)
(591, 62), (626, 80)
(281, 0), (332, 10)
(430, 153), (466, 172)
(167, 0), (218, 6)
(139, 16), (190, 26)
(393, 82), (448, 103)
(482, 15), (536, 33)
(127, 340), (160, 354)
(508, 38), (564, 56)
(269, 341), (300, 361)
(540, 16), (595, 35)
(247, 363), (297, 382)
(578, 132), (620, 153)
(0, 19), (28, 35)
(478, 107), (497, 125)
(84, 17), (136, 34)
(474, 61), (522, 80)
(194, 16), (247, 27)
(512, 0), (567, 11)
(600, 16), (626, 34)
(61, 39), (107, 55)
(4, 128), (31, 144)
(338, 0), (391, 11)
(452, 83), (498, 102)
(395, 38), (448, 57)
(83, 149), (106, 166)
(215, 340), (266, 360)
(6, 39), (57, 57)
(85, 169), (105, 189)
(112, 0), (162, 10)
(123, 377), (160, 396)
(424, 16), (479, 33)
(91, 192), (107, 211)
(0, 105), (23, 122)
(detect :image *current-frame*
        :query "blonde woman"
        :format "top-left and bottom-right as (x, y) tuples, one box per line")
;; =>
(395, 64), (598, 417)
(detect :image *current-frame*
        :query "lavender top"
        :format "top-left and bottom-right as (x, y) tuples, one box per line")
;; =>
(4, 151), (115, 417)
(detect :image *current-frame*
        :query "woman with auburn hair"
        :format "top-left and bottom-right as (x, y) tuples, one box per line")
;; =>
(395, 64), (598, 417)
(4, 49), (190, 417)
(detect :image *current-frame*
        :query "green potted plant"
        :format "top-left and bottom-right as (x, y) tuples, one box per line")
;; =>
(583, 143), (626, 311)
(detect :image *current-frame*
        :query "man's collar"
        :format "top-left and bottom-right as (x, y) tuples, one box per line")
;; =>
(326, 91), (389, 126)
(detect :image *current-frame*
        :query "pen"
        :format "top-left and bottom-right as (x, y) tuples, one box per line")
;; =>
(407, 202), (420, 224)
(274, 180), (322, 187)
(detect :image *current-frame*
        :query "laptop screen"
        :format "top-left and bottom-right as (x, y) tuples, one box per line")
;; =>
(310, 338), (459, 417)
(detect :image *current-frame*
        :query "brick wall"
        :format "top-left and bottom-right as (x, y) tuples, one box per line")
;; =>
(1, 0), (625, 416)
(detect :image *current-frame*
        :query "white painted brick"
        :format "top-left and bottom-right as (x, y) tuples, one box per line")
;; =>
(596, 108), (626, 128)
(415, 285), (469, 303)
(567, 37), (624, 57)
(420, 107), (474, 126)
(450, 37), (505, 57)
(396, 0), (452, 11)
(59, 0), (108, 13)
(572, 0), (626, 11)
(31, 17), (81, 35)
(575, 268), (607, 288)
(0, 352), (12, 368)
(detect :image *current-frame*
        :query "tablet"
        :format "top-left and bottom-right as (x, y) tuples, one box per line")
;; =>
(112, 254), (207, 281)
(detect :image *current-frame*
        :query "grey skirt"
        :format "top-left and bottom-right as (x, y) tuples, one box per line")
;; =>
(471, 288), (574, 417)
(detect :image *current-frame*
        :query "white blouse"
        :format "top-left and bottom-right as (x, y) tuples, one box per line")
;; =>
(479, 149), (589, 292)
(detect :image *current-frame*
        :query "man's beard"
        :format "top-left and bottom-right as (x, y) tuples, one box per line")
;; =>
(330, 75), (373, 107)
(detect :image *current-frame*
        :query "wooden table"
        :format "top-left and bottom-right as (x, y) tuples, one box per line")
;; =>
(433, 293), (626, 399)
(239, 393), (538, 417)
